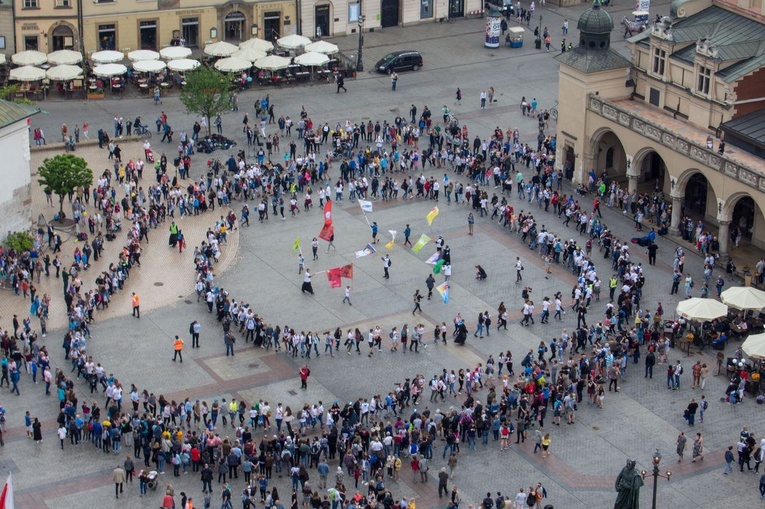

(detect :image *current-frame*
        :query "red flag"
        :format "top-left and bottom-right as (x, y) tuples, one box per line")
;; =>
(338, 264), (354, 279)
(326, 268), (342, 288)
(0, 472), (14, 509)
(319, 200), (334, 241)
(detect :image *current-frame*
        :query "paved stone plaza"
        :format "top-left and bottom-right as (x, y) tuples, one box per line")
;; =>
(1, 2), (762, 508)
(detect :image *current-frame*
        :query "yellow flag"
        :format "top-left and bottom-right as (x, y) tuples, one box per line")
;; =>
(411, 234), (431, 254)
(426, 206), (439, 226)
(385, 230), (396, 249)
(292, 236), (301, 252)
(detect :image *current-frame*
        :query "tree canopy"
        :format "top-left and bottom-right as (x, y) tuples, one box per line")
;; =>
(37, 154), (93, 217)
(178, 66), (233, 136)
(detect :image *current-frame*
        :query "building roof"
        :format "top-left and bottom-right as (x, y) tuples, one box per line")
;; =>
(721, 109), (765, 150)
(577, 0), (614, 35)
(667, 5), (765, 82)
(555, 47), (631, 74)
(0, 99), (40, 130)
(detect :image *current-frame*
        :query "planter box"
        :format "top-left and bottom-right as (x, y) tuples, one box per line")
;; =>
(87, 93), (104, 101)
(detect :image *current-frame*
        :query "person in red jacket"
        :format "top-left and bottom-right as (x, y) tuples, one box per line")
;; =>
(299, 365), (310, 390)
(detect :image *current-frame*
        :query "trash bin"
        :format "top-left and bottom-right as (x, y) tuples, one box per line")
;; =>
(535, 37), (542, 49)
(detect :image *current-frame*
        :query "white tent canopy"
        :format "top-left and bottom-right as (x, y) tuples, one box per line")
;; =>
(277, 34), (311, 49)
(91, 50), (125, 64)
(128, 50), (160, 62)
(47, 50), (82, 66)
(253, 55), (290, 71)
(0, 54), (5, 65)
(160, 46), (192, 60)
(239, 38), (274, 52)
(92, 63), (128, 77)
(231, 47), (267, 63)
(167, 59), (200, 72)
(214, 57), (251, 73)
(295, 51), (329, 67)
(204, 41), (238, 57)
(133, 60), (166, 73)
(676, 297), (728, 322)
(12, 50), (47, 66)
(742, 333), (765, 359)
(9, 66), (46, 81)
(46, 65), (83, 81)
(305, 40), (339, 55)
(721, 286), (765, 311)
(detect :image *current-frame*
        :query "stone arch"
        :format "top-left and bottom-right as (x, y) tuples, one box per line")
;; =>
(219, 4), (250, 42)
(589, 127), (627, 181)
(721, 191), (764, 249)
(49, 21), (78, 51)
(673, 168), (719, 223)
(631, 146), (669, 191)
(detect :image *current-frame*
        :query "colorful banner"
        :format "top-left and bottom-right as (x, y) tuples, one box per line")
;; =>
(411, 234), (431, 254)
(319, 201), (334, 241)
(426, 206), (439, 226)
(433, 259), (445, 274)
(385, 230), (397, 249)
(425, 252), (441, 265)
(0, 473), (14, 509)
(338, 263), (354, 279)
(355, 243), (377, 258)
(436, 282), (449, 303)
(358, 199), (373, 213)
(326, 264), (353, 288)
(292, 236), (301, 252)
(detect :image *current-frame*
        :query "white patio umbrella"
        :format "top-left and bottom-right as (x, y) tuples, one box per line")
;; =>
(91, 50), (125, 64)
(277, 34), (311, 49)
(47, 50), (82, 66)
(253, 55), (290, 71)
(204, 41), (238, 57)
(305, 40), (339, 55)
(0, 54), (5, 65)
(12, 50), (47, 66)
(239, 38), (274, 53)
(46, 65), (83, 81)
(676, 297), (728, 322)
(742, 333), (765, 359)
(128, 50), (160, 62)
(231, 47), (267, 63)
(167, 59), (200, 72)
(9, 65), (45, 81)
(160, 46), (192, 60)
(92, 63), (127, 77)
(214, 57), (251, 73)
(133, 60), (167, 73)
(295, 51), (329, 67)
(721, 286), (765, 311)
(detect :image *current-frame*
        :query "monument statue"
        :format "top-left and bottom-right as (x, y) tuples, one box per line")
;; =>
(614, 459), (644, 509)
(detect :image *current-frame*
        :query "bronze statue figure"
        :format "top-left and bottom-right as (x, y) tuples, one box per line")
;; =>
(614, 459), (644, 509)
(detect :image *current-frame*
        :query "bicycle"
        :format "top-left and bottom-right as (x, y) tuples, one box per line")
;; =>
(134, 125), (152, 139)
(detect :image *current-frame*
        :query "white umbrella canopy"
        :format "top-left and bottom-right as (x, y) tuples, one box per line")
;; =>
(160, 46), (192, 60)
(305, 40), (339, 54)
(47, 49), (82, 65)
(231, 47), (267, 63)
(676, 297), (728, 322)
(9, 65), (46, 81)
(721, 286), (765, 311)
(128, 50), (160, 62)
(214, 57), (251, 73)
(254, 55), (290, 71)
(239, 38), (274, 52)
(742, 333), (765, 359)
(167, 58), (200, 72)
(204, 41), (238, 57)
(133, 60), (167, 73)
(295, 51), (329, 67)
(92, 63), (128, 77)
(12, 50), (47, 66)
(277, 34), (311, 49)
(46, 65), (83, 81)
(0, 54), (5, 65)
(91, 50), (125, 64)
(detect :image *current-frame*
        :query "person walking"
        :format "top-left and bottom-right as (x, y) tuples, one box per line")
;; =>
(438, 467), (449, 497)
(724, 446), (734, 475)
(692, 432), (704, 462)
(172, 336), (184, 363)
(391, 72), (398, 91)
(676, 432), (687, 463)
(412, 290), (423, 315)
(302, 269), (314, 294)
(515, 257), (523, 283)
(335, 73), (347, 93)
(342, 286), (352, 306)
(468, 213), (475, 235)
(645, 349), (655, 379)
(190, 320), (200, 348)
(299, 365), (310, 390)
(404, 224), (412, 246)
(131, 293), (140, 318)
(113, 465), (126, 499)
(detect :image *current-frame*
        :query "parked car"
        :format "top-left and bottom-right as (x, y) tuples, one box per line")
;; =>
(375, 50), (424, 74)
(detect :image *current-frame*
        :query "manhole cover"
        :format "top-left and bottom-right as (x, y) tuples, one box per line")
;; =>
(288, 390), (298, 396)
(184, 300), (192, 304)
(248, 363), (259, 368)
(592, 426), (600, 431)
(154, 282), (164, 286)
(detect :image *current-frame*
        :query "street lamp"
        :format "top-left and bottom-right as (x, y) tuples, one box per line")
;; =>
(356, 0), (364, 72)
(641, 449), (671, 509)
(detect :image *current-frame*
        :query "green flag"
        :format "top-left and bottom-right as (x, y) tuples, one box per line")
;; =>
(433, 259), (445, 274)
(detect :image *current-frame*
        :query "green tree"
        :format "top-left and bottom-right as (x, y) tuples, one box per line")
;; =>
(178, 66), (233, 136)
(5, 231), (35, 252)
(37, 154), (93, 218)
(0, 84), (35, 105)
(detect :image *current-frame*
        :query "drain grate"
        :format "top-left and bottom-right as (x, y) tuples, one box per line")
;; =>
(248, 363), (259, 368)
(288, 390), (298, 396)
(592, 426), (600, 431)
(184, 300), (192, 304)
(154, 282), (164, 286)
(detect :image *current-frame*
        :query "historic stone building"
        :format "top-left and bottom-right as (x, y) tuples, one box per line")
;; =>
(0, 100), (40, 233)
(555, 0), (765, 257)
